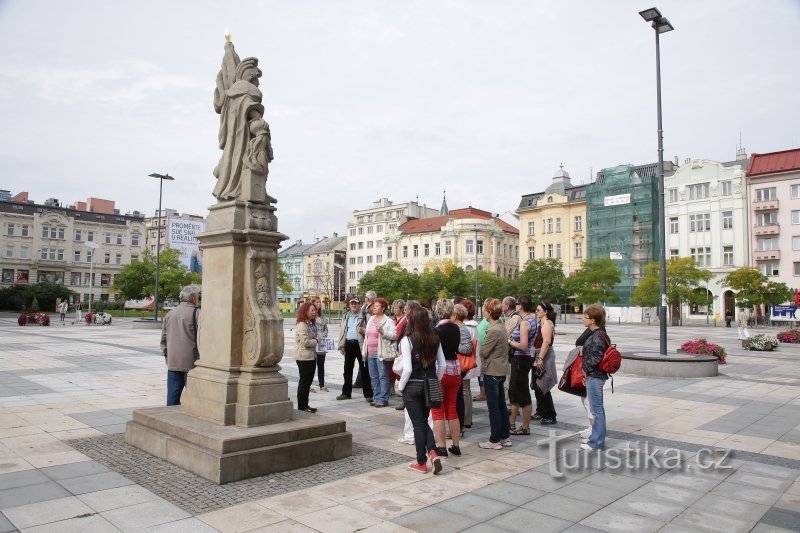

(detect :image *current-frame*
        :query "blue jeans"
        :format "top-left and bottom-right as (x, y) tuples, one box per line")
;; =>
(167, 370), (188, 406)
(484, 375), (510, 443)
(587, 376), (607, 450)
(367, 357), (389, 404)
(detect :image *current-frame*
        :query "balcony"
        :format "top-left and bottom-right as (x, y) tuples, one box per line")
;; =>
(753, 199), (779, 211)
(754, 250), (781, 261)
(753, 224), (780, 236)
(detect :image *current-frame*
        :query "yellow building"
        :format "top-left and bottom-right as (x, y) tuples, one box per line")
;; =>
(386, 207), (520, 277)
(517, 166), (588, 276)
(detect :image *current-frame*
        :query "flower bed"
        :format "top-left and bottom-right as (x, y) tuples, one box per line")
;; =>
(18, 312), (50, 326)
(743, 334), (779, 351)
(680, 338), (727, 364)
(777, 330), (800, 344)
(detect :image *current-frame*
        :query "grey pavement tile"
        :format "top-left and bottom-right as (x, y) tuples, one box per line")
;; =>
(653, 469), (726, 493)
(579, 471), (649, 493)
(657, 523), (707, 533)
(667, 510), (762, 533)
(0, 481), (71, 509)
(553, 482), (628, 507)
(710, 480), (783, 506)
(758, 508), (800, 531)
(0, 469), (49, 490)
(56, 471), (134, 495)
(579, 507), (665, 533)
(392, 506), (478, 533)
(40, 461), (110, 481)
(561, 526), (604, 533)
(486, 507), (573, 533)
(100, 499), (191, 531)
(522, 493), (601, 522)
(140, 517), (220, 532)
(94, 423), (128, 435)
(460, 523), (513, 533)
(22, 513), (120, 533)
(751, 523), (798, 533)
(688, 492), (770, 523)
(471, 480), (547, 507)
(77, 485), (161, 513)
(436, 493), (515, 522)
(0, 513), (14, 533)
(2, 496), (93, 529)
(726, 470), (795, 492)
(736, 461), (800, 480)
(505, 470), (577, 492)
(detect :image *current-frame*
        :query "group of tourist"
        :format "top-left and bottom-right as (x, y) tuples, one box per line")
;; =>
(291, 291), (613, 472)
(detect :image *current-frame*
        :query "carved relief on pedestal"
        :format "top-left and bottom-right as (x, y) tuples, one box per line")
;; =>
(242, 248), (283, 368)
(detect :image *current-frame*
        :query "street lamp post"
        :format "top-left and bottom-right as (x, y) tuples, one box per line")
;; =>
(474, 226), (479, 306)
(639, 7), (674, 356)
(84, 241), (99, 314)
(333, 263), (344, 319)
(148, 173), (175, 321)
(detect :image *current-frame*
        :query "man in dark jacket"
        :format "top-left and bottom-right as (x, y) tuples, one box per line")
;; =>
(337, 298), (373, 401)
(160, 284), (201, 406)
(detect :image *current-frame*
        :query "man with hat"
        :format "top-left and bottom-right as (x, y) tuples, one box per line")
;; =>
(337, 297), (373, 401)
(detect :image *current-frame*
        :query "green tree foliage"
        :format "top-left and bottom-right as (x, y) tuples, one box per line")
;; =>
(516, 258), (567, 304)
(632, 258), (712, 325)
(723, 267), (793, 316)
(277, 264), (293, 294)
(113, 249), (201, 301)
(565, 258), (621, 305)
(418, 260), (469, 302)
(0, 282), (76, 312)
(358, 262), (419, 302)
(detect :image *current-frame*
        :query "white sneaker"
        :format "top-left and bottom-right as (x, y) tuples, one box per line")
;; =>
(478, 441), (503, 450)
(579, 428), (591, 439)
(580, 443), (597, 451)
(398, 437), (414, 445)
(581, 438), (589, 444)
(501, 438), (513, 447)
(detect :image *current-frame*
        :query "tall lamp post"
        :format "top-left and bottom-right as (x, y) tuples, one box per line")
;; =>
(84, 241), (99, 314)
(473, 226), (480, 306)
(333, 263), (344, 319)
(639, 7), (674, 356)
(148, 173), (175, 321)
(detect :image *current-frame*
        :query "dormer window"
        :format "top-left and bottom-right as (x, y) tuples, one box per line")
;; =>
(547, 196), (553, 203)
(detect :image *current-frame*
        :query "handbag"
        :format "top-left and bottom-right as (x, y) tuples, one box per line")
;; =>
(382, 340), (399, 361)
(457, 338), (478, 373)
(557, 364), (586, 397)
(423, 374), (443, 408)
(392, 349), (403, 374)
(570, 351), (585, 389)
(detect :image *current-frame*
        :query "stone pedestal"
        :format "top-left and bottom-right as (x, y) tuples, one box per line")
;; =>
(126, 199), (352, 484)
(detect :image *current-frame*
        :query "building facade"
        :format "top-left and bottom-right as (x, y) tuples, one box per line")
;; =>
(665, 158), (749, 320)
(277, 240), (313, 310)
(387, 207), (520, 277)
(746, 148), (800, 294)
(1, 195), (145, 303)
(517, 166), (588, 276)
(345, 198), (439, 294)
(303, 234), (347, 308)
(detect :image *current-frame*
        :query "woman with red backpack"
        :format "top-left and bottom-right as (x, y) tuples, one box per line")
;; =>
(580, 304), (610, 451)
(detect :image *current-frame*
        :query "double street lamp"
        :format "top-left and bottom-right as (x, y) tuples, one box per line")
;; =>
(148, 173), (175, 321)
(639, 7), (674, 356)
(84, 241), (99, 314)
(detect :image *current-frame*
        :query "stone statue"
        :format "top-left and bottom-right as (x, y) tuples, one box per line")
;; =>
(212, 36), (273, 202)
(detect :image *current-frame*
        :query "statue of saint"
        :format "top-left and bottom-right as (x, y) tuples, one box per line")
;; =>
(212, 38), (273, 202)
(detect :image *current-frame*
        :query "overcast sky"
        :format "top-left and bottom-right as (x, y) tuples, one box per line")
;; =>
(1, 1), (798, 244)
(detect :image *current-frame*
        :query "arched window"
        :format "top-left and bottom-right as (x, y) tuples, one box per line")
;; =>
(547, 196), (554, 203)
(465, 265), (474, 272)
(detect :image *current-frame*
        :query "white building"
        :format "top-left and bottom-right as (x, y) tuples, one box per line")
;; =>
(345, 198), (439, 294)
(664, 156), (749, 320)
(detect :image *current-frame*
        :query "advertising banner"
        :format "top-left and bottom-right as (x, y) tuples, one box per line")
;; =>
(770, 306), (800, 321)
(168, 219), (205, 273)
(603, 193), (631, 207)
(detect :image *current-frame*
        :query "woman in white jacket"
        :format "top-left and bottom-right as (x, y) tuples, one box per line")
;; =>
(364, 298), (397, 407)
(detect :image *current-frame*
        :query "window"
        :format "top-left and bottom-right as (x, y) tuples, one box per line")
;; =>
(4, 246), (12, 258)
(574, 216), (582, 231)
(75, 229), (82, 241)
(757, 238), (779, 251)
(465, 240), (473, 254)
(555, 218), (561, 232)
(794, 236), (800, 250)
(20, 246), (28, 259)
(669, 217), (679, 234)
(689, 213), (711, 232)
(365, 226), (372, 234)
(104, 252), (110, 264)
(402, 246), (408, 258)
(132, 235), (139, 246)
(21, 225), (28, 237)
(435, 242), (441, 255)
(349, 271), (355, 280)
(105, 232), (111, 244)
(387, 247), (393, 259)
(349, 243), (356, 250)
(723, 246), (734, 266)
(366, 241), (373, 248)
(423, 244), (429, 256)
(116, 234), (123, 245)
(756, 187), (777, 201)
(547, 244), (553, 258)
(722, 211), (733, 229)
(574, 242), (582, 258)
(357, 271), (363, 279)
(87, 231), (94, 242)
(115, 253), (122, 265)
(6, 224), (13, 236)
(376, 225), (383, 233)
(349, 228), (356, 236)
(688, 183), (710, 200)
(376, 240), (382, 248)
(528, 247), (535, 260)
(74, 250), (81, 262)
(795, 262), (800, 276)
(793, 185), (800, 199)
(547, 218), (553, 233)
(41, 226), (48, 238)
(793, 211), (800, 225)
(389, 223), (396, 230)
(760, 262), (779, 277)
(477, 240), (484, 254)
(756, 212), (778, 226)
(690, 247), (711, 267)
(376, 254), (382, 264)
(556, 243), (562, 258)
(503, 244), (508, 257)
(413, 245), (419, 257)
(358, 242), (364, 250)
(721, 181), (732, 196)
(445, 241), (451, 255)
(668, 188), (678, 202)
(366, 256), (373, 264)
(670, 249), (679, 259)
(527, 221), (534, 235)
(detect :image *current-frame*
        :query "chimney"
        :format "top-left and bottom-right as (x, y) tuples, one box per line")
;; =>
(296, 239), (302, 246)
(673, 156), (679, 166)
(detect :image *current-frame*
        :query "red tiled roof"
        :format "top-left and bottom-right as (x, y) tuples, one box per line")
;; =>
(747, 148), (800, 177)
(399, 208), (519, 235)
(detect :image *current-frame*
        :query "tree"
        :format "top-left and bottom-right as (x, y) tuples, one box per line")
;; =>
(632, 258), (712, 325)
(516, 258), (567, 304)
(565, 258), (621, 305)
(418, 260), (469, 302)
(0, 283), (76, 312)
(358, 262), (419, 303)
(112, 249), (201, 301)
(276, 264), (293, 294)
(723, 267), (793, 318)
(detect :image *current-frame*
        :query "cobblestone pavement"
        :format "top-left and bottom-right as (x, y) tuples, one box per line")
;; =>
(0, 313), (799, 531)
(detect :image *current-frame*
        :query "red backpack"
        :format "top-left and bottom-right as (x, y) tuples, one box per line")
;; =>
(597, 332), (621, 374)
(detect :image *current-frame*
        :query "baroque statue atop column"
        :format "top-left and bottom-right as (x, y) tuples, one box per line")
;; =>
(212, 33), (274, 203)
